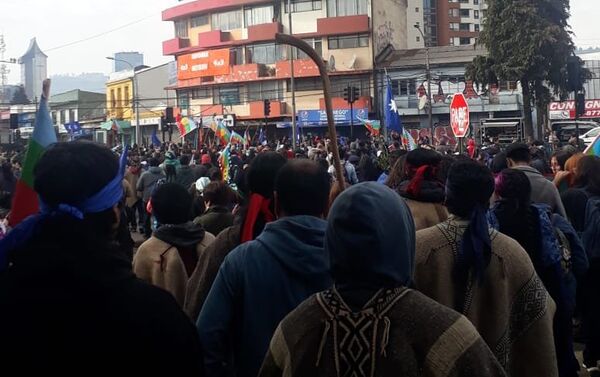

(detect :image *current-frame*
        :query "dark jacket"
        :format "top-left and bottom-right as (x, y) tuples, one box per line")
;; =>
(184, 224), (240, 321)
(197, 216), (331, 377)
(137, 166), (165, 202)
(194, 206), (234, 237)
(0, 216), (203, 375)
(175, 165), (197, 189)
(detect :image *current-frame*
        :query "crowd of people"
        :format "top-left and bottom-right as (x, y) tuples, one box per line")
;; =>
(0, 134), (599, 377)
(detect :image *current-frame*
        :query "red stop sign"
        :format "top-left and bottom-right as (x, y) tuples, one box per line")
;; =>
(450, 93), (470, 138)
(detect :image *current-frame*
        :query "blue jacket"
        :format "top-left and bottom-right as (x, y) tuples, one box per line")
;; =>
(197, 215), (331, 377)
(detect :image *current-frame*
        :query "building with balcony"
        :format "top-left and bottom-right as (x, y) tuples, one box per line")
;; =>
(105, 63), (176, 145)
(376, 45), (524, 144)
(408, 0), (488, 47)
(49, 89), (106, 141)
(162, 0), (415, 135)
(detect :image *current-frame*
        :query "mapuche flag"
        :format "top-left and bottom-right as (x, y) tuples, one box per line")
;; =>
(9, 79), (57, 226)
(585, 133), (600, 157)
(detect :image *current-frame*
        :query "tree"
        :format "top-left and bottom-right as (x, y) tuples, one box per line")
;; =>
(466, 0), (591, 139)
(10, 85), (30, 105)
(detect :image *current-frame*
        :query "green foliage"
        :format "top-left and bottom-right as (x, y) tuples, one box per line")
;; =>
(10, 85), (30, 105)
(466, 0), (591, 137)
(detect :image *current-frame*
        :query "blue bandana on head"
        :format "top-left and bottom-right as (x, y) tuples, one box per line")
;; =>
(0, 146), (129, 269)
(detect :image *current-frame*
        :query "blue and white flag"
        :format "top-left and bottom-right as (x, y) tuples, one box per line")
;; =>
(385, 76), (402, 133)
(258, 127), (266, 145)
(151, 129), (161, 147)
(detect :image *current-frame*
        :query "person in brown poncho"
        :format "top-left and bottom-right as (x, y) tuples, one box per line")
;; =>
(415, 160), (559, 377)
(259, 182), (506, 377)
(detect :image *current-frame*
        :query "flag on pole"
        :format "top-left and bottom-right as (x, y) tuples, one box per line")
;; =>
(215, 120), (231, 145)
(176, 115), (198, 137)
(385, 76), (402, 133)
(401, 128), (418, 151)
(151, 129), (161, 147)
(219, 144), (231, 182)
(258, 127), (266, 145)
(9, 80), (57, 226)
(359, 118), (381, 136)
(230, 131), (246, 146)
(584, 133), (600, 156)
(244, 128), (251, 146)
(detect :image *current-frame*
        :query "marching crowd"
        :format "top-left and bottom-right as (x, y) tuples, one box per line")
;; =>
(0, 136), (599, 377)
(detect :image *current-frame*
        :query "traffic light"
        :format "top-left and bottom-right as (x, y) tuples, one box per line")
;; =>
(567, 56), (583, 93)
(263, 99), (271, 116)
(343, 86), (350, 103)
(576, 92), (586, 118)
(351, 86), (360, 103)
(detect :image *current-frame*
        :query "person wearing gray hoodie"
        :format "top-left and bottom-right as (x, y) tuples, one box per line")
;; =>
(137, 157), (165, 237)
(197, 159), (332, 377)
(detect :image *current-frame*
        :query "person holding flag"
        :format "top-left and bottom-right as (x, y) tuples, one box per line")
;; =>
(219, 144), (232, 183)
(385, 76), (403, 137)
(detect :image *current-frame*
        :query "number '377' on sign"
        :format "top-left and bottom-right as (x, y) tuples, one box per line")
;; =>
(450, 93), (470, 138)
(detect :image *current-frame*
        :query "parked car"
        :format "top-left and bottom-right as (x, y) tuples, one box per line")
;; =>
(582, 127), (600, 146)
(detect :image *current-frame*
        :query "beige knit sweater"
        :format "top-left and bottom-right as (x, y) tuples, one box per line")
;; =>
(415, 216), (558, 377)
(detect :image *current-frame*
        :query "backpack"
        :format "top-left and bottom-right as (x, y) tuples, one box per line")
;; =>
(582, 196), (600, 260)
(554, 225), (573, 275)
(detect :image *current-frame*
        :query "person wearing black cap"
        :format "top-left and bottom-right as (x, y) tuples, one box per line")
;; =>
(505, 142), (566, 217)
(259, 183), (506, 377)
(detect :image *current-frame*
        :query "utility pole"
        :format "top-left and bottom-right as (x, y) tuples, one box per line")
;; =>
(288, 0), (297, 149)
(414, 24), (434, 145)
(106, 56), (139, 146)
(0, 35), (17, 104)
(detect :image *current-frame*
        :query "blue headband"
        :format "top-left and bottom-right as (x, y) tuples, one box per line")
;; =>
(41, 146), (129, 219)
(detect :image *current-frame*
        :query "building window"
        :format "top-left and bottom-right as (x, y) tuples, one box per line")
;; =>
(190, 14), (209, 28)
(326, 0), (368, 17)
(449, 38), (455, 46)
(117, 88), (122, 107)
(474, 0), (479, 3)
(61, 109), (67, 122)
(285, 0), (322, 13)
(212, 9), (242, 31)
(459, 0), (469, 3)
(69, 109), (76, 122)
(124, 86), (130, 106)
(459, 8), (470, 17)
(244, 5), (274, 27)
(215, 86), (240, 105)
(248, 81), (283, 101)
(290, 77), (322, 92)
(459, 23), (470, 31)
(110, 89), (116, 108)
(328, 34), (369, 49)
(398, 79), (417, 96)
(474, 10), (479, 19)
(191, 87), (212, 99)
(448, 8), (459, 17)
(52, 111), (57, 124)
(449, 22), (459, 31)
(295, 38), (323, 59)
(416, 36), (420, 42)
(175, 20), (188, 38)
(482, 9), (487, 18)
(460, 37), (471, 45)
(415, 7), (420, 12)
(230, 47), (244, 66)
(246, 43), (279, 64)
(177, 91), (190, 109)
(474, 24), (480, 32)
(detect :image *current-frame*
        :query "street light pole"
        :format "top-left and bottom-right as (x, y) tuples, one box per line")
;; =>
(288, 0), (297, 149)
(106, 56), (140, 146)
(414, 24), (434, 145)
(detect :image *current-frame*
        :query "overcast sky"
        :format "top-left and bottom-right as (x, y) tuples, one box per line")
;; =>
(1, 0), (597, 85)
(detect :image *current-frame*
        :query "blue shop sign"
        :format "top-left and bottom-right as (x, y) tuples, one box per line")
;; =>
(296, 108), (368, 128)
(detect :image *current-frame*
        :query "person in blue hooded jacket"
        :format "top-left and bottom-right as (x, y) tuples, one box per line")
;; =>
(197, 159), (332, 377)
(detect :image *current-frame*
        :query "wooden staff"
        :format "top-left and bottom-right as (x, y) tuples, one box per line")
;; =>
(275, 34), (344, 189)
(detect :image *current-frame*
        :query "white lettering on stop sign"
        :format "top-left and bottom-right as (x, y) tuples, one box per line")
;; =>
(450, 93), (470, 138)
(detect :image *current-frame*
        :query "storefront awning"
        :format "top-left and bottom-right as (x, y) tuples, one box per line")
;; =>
(482, 121), (519, 128)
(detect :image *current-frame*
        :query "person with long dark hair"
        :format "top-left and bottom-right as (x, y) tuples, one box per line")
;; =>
(415, 160), (558, 377)
(491, 169), (586, 377)
(0, 142), (203, 375)
(184, 151), (287, 321)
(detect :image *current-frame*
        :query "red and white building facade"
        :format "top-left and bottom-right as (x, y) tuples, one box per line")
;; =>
(162, 0), (411, 131)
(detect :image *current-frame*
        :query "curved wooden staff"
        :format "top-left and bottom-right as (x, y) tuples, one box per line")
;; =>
(275, 33), (345, 190)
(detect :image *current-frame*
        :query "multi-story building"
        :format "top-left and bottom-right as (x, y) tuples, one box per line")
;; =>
(113, 52), (145, 73)
(19, 38), (47, 102)
(377, 45), (525, 144)
(105, 63), (176, 145)
(161, 0), (413, 136)
(49, 89), (106, 141)
(410, 0), (487, 47)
